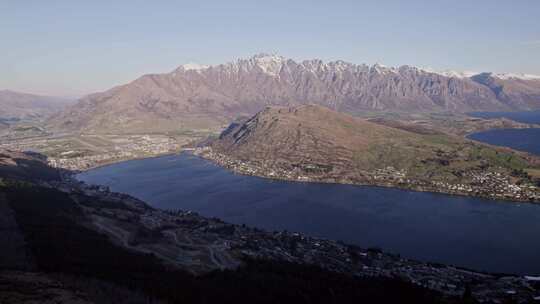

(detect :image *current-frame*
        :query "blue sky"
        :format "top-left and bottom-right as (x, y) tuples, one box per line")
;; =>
(1, 0), (539, 96)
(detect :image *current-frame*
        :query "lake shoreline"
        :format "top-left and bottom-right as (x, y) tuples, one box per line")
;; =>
(467, 128), (540, 158)
(63, 170), (540, 302)
(76, 152), (540, 276)
(192, 147), (540, 205)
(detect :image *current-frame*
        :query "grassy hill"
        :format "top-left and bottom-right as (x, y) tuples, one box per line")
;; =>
(209, 105), (540, 200)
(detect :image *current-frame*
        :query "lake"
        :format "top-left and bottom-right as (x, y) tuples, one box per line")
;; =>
(78, 152), (540, 276)
(467, 111), (540, 155)
(468, 128), (540, 155)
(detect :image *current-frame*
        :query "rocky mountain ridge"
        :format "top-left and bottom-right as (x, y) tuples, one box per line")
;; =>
(46, 54), (540, 134)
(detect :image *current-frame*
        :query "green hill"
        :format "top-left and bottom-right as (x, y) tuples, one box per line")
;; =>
(209, 105), (540, 201)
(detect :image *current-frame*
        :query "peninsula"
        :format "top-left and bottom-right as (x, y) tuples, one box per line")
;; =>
(197, 105), (540, 203)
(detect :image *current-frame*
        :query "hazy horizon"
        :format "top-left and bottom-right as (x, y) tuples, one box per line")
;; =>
(1, 0), (539, 96)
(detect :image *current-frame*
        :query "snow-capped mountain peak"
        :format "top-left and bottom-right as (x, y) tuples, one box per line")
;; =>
(491, 73), (540, 80)
(439, 70), (478, 79)
(419, 67), (540, 81)
(47, 53), (540, 134)
(371, 63), (398, 74)
(420, 67), (478, 79)
(250, 53), (286, 76)
(174, 55), (540, 82)
(180, 63), (210, 71)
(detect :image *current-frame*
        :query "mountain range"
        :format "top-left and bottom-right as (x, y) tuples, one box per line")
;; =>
(45, 54), (540, 134)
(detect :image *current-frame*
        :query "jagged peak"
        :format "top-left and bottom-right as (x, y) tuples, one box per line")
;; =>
(249, 53), (286, 76)
(420, 68), (540, 81)
(437, 70), (478, 79)
(419, 67), (479, 79)
(169, 54), (540, 84)
(371, 63), (398, 74)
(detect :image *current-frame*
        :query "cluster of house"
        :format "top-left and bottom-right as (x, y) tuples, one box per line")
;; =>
(47, 136), (180, 170)
(194, 147), (540, 203)
(1, 134), (181, 171)
(465, 171), (538, 201)
(194, 147), (307, 181)
(371, 166), (407, 182)
(48, 151), (136, 170)
(110, 135), (179, 155)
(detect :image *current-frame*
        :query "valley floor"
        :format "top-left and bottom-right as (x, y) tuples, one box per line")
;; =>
(0, 132), (211, 171)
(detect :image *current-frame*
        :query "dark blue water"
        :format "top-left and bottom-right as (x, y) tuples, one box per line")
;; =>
(467, 111), (540, 155)
(78, 153), (540, 275)
(468, 128), (540, 155)
(469, 110), (540, 124)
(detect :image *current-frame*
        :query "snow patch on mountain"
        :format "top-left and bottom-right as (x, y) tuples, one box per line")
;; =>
(439, 70), (478, 79)
(492, 73), (540, 80)
(419, 67), (540, 81)
(251, 53), (285, 76)
(181, 63), (210, 71)
(420, 67), (478, 79)
(172, 55), (540, 84)
(371, 63), (399, 75)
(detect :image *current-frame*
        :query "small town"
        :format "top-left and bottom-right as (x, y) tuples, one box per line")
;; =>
(0, 134), (183, 170)
(194, 147), (540, 203)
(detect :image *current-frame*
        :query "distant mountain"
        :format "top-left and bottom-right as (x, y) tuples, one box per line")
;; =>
(47, 54), (540, 134)
(471, 73), (540, 109)
(0, 90), (75, 122)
